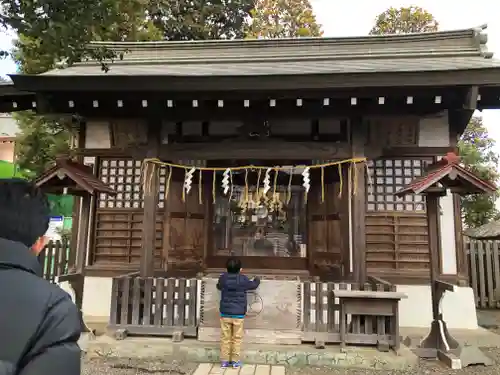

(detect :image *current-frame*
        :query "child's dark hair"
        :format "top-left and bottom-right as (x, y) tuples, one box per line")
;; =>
(226, 257), (242, 274)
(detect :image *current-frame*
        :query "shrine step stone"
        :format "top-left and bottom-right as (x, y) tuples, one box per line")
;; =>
(193, 363), (286, 375)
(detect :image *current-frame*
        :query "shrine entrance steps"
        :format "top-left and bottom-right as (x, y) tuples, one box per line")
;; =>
(193, 363), (285, 375)
(82, 335), (418, 371)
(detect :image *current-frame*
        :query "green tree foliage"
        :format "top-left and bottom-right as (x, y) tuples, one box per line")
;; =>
(148, 0), (254, 40)
(11, 0), (165, 176)
(1, 0), (132, 66)
(369, 6), (438, 35)
(246, 0), (323, 38)
(9, 0), (255, 175)
(13, 112), (71, 176)
(459, 117), (500, 227)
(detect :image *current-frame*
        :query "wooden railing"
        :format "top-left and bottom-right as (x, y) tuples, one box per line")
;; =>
(108, 275), (199, 337)
(38, 240), (70, 283)
(301, 277), (404, 349)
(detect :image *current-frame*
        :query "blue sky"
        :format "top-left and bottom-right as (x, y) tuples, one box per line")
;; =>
(0, 0), (498, 156)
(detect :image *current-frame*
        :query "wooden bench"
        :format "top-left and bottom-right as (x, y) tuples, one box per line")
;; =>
(333, 290), (407, 350)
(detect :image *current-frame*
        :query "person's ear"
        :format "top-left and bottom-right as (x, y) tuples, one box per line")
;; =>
(31, 236), (48, 255)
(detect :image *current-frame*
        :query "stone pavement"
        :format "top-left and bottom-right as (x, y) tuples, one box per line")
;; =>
(81, 334), (417, 370)
(193, 363), (286, 375)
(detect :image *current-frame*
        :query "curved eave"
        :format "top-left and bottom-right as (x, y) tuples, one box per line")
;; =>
(10, 67), (500, 94)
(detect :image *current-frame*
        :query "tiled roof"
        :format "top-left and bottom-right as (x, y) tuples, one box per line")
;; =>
(40, 27), (500, 77)
(396, 152), (497, 196)
(35, 158), (116, 196)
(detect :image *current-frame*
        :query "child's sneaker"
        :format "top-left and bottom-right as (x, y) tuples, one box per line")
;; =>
(221, 361), (231, 368)
(232, 361), (242, 368)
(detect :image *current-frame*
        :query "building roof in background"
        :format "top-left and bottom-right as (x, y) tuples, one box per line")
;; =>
(36, 26), (500, 77)
(465, 220), (500, 240)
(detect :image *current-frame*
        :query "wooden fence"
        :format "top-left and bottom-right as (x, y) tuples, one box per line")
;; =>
(109, 275), (199, 337)
(38, 240), (70, 283)
(301, 278), (401, 348)
(467, 239), (500, 308)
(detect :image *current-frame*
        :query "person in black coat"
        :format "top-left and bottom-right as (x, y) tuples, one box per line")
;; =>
(216, 258), (260, 369)
(0, 179), (81, 375)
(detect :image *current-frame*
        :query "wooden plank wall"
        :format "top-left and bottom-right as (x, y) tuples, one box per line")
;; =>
(365, 158), (432, 275)
(366, 213), (429, 272)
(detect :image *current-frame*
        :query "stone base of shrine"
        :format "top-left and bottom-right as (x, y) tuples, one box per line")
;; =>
(397, 285), (478, 329)
(74, 275), (479, 333)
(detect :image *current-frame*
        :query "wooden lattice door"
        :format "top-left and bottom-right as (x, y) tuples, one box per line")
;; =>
(162, 176), (207, 274)
(307, 179), (348, 279)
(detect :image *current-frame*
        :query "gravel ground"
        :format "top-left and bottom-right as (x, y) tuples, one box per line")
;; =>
(82, 347), (500, 375)
(82, 355), (198, 375)
(82, 311), (500, 375)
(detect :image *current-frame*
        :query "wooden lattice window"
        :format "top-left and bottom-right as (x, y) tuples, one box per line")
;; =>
(98, 158), (168, 209)
(366, 158), (432, 212)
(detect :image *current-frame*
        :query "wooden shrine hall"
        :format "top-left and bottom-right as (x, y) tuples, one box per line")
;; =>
(0, 26), (500, 358)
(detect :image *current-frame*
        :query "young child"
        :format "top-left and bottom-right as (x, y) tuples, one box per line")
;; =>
(216, 258), (260, 368)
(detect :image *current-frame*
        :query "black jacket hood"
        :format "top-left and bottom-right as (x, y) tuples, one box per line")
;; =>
(0, 238), (42, 276)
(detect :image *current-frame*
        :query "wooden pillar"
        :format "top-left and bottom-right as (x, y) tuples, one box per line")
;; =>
(140, 119), (161, 278)
(351, 117), (367, 284)
(69, 122), (86, 271)
(75, 194), (91, 274)
(426, 192), (443, 319)
(447, 110), (469, 285)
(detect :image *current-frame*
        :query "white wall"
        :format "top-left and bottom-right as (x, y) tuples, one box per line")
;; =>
(82, 277), (113, 321)
(440, 191), (458, 274)
(398, 285), (478, 329)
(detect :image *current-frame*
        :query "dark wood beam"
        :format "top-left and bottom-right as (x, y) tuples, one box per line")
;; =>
(464, 86), (479, 111)
(382, 147), (454, 157)
(351, 116), (367, 284)
(11, 69), (500, 93)
(36, 96), (451, 120)
(140, 115), (161, 278)
(73, 141), (351, 160)
(448, 109), (473, 138)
